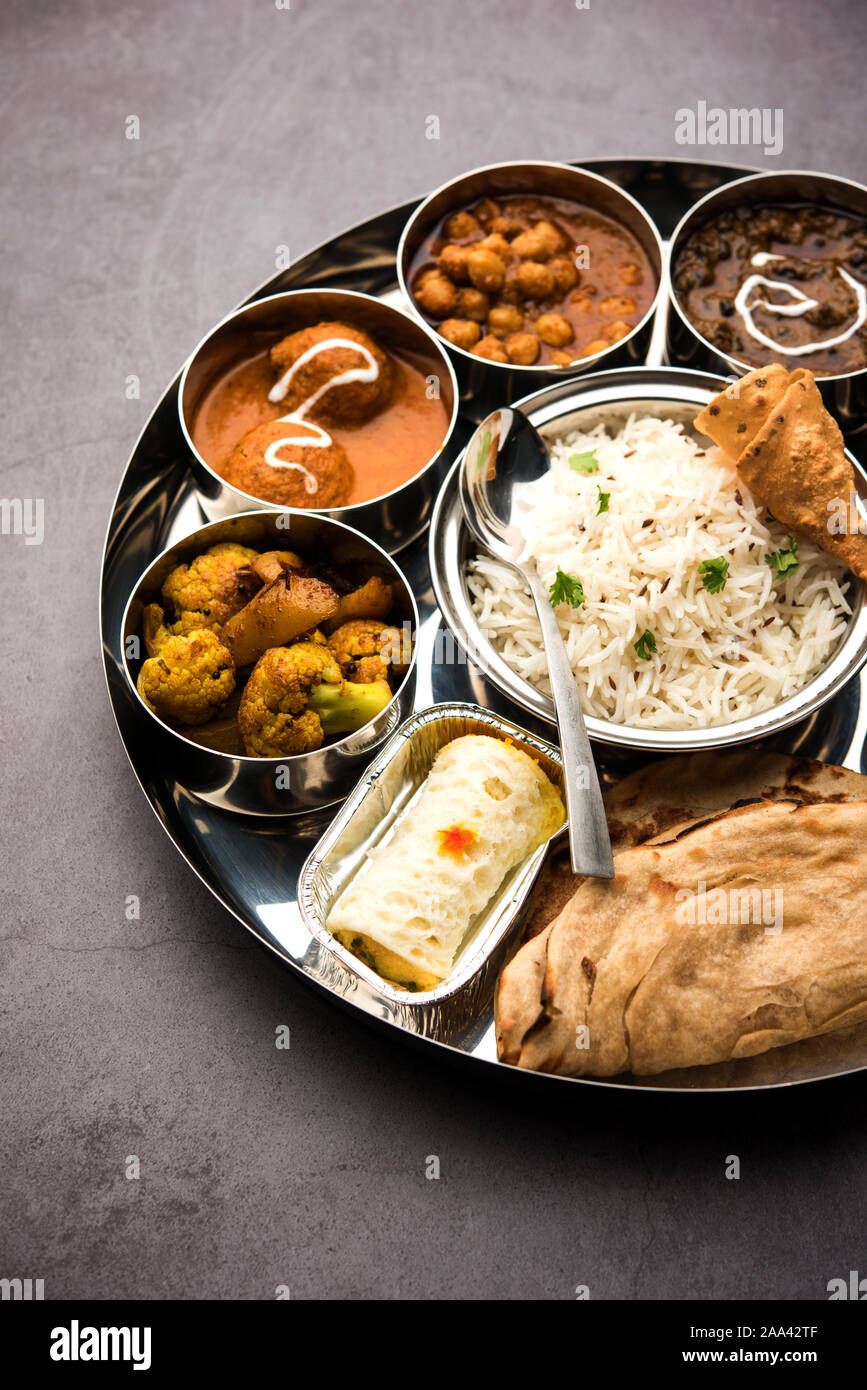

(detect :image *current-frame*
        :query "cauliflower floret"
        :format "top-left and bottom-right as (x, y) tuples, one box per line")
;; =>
(328, 618), (405, 683)
(238, 643), (342, 757)
(238, 641), (393, 757)
(160, 542), (260, 634)
(137, 629), (235, 726)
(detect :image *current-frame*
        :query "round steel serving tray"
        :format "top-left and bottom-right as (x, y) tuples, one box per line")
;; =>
(429, 365), (867, 751)
(100, 158), (867, 1094)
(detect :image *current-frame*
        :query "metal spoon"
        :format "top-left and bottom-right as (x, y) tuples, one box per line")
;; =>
(459, 407), (614, 878)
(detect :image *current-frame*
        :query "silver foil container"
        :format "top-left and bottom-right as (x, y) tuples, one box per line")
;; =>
(666, 170), (867, 436)
(297, 702), (565, 1040)
(121, 511), (419, 817)
(429, 365), (867, 752)
(178, 288), (461, 553)
(396, 160), (665, 423)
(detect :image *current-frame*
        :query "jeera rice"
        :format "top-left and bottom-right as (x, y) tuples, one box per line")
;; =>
(466, 414), (852, 730)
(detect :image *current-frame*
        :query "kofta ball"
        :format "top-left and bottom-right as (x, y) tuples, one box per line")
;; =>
(221, 419), (354, 508)
(268, 321), (392, 425)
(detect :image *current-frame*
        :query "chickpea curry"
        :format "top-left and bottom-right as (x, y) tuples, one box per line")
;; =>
(408, 193), (657, 366)
(192, 321), (450, 509)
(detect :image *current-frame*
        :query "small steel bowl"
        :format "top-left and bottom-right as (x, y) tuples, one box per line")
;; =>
(178, 289), (460, 553)
(396, 160), (665, 422)
(429, 365), (867, 754)
(667, 170), (867, 434)
(121, 510), (419, 816)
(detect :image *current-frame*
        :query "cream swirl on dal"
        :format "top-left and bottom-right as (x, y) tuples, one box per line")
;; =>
(735, 253), (867, 359)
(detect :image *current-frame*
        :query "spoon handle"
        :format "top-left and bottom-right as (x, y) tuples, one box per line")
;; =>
(527, 571), (615, 879)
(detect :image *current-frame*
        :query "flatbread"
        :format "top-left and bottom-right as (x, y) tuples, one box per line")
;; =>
(696, 365), (867, 580)
(695, 364), (799, 457)
(497, 752), (867, 1071)
(504, 798), (867, 1077)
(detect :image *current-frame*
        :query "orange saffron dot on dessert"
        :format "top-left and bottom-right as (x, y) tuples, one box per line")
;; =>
(437, 823), (479, 857)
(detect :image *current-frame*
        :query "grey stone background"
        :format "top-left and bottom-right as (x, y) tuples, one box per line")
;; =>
(2, 0), (866, 1300)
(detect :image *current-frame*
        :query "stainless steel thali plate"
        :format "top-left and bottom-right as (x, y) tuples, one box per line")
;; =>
(100, 158), (867, 1093)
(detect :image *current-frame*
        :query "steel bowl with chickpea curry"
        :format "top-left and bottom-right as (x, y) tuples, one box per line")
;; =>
(407, 191), (657, 367)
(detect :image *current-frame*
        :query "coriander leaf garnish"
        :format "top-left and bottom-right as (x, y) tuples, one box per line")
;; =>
(634, 629), (657, 660)
(568, 450), (599, 474)
(549, 569), (585, 609)
(699, 555), (729, 594)
(765, 536), (799, 578)
(596, 486), (610, 516)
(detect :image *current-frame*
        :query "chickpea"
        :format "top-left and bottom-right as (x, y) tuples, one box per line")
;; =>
(602, 319), (632, 343)
(532, 219), (567, 255)
(438, 318), (482, 350)
(549, 349), (577, 366)
(535, 313), (574, 348)
(488, 303), (524, 336)
(455, 287), (490, 322)
(477, 232), (514, 260)
(438, 243), (471, 284)
(548, 256), (579, 294)
(473, 197), (501, 225)
(471, 334), (510, 363)
(570, 291), (595, 313)
(414, 271), (458, 318)
(467, 246), (507, 293)
(443, 210), (479, 240)
(504, 332), (540, 365)
(579, 338), (610, 358)
(598, 295), (637, 316)
(498, 272), (523, 306)
(490, 215), (523, 238)
(515, 259), (555, 300)
(510, 228), (550, 262)
(620, 263), (643, 285)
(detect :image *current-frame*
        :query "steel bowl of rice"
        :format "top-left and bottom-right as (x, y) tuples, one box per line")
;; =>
(429, 367), (867, 752)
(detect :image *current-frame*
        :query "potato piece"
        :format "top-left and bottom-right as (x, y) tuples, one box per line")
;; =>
(251, 550), (303, 585)
(224, 574), (339, 668)
(323, 576), (394, 633)
(142, 603), (166, 657)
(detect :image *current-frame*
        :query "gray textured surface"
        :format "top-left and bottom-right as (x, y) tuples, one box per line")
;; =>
(3, 0), (867, 1301)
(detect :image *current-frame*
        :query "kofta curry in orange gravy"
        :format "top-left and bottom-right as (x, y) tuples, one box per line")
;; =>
(192, 321), (450, 508)
(408, 193), (657, 366)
